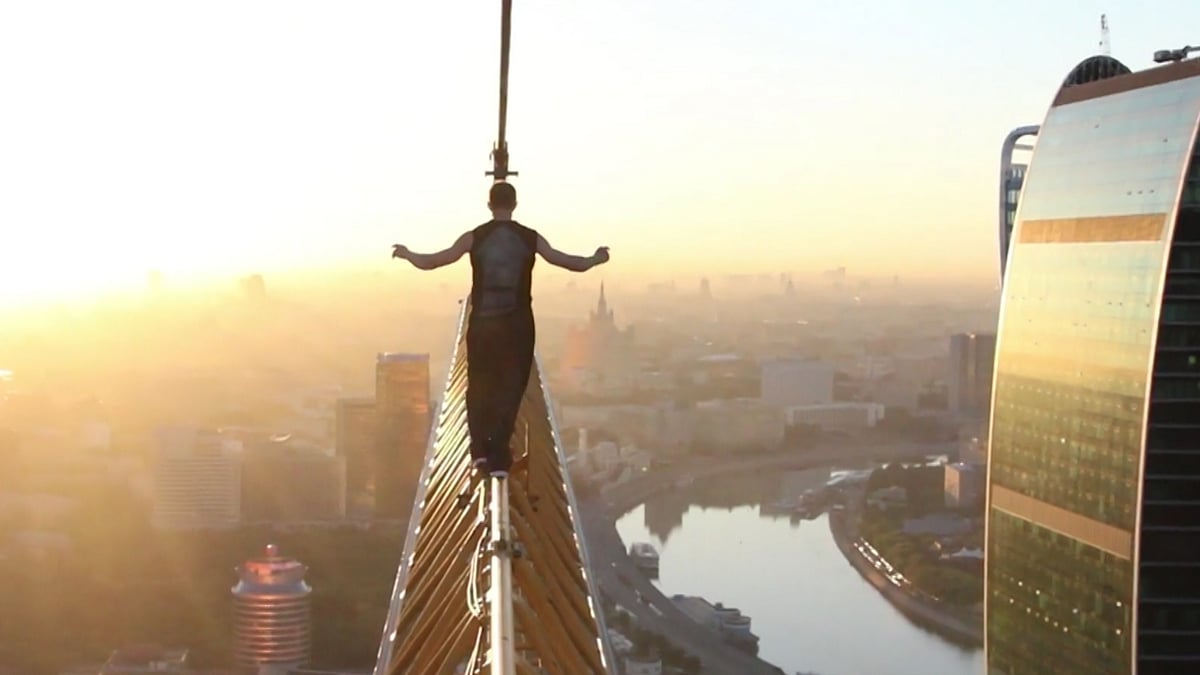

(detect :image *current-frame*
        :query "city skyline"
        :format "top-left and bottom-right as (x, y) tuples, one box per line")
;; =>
(0, 249), (997, 672)
(5, 2), (1200, 307)
(7, 4), (1200, 673)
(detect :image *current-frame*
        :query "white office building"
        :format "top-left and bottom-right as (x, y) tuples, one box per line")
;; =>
(152, 427), (243, 531)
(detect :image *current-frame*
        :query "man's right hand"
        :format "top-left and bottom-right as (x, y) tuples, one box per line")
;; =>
(392, 244), (410, 259)
(592, 246), (610, 265)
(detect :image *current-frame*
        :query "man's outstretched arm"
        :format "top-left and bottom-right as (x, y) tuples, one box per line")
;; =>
(393, 232), (473, 270)
(537, 235), (609, 272)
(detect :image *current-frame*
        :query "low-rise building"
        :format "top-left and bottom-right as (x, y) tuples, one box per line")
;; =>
(786, 402), (885, 431)
(671, 595), (759, 646)
(691, 398), (784, 453)
(944, 461), (985, 509)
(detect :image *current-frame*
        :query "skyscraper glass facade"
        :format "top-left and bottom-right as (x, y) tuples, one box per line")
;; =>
(375, 353), (430, 519)
(1138, 108), (1200, 673)
(999, 124), (1038, 280)
(986, 57), (1200, 675)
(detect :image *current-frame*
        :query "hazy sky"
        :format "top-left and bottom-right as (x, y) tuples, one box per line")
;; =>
(3, 0), (1199, 305)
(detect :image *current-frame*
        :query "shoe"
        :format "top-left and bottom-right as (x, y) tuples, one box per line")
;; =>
(486, 445), (514, 477)
(473, 458), (490, 478)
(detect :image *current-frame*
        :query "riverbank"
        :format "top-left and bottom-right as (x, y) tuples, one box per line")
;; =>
(598, 441), (950, 515)
(828, 497), (983, 646)
(579, 498), (786, 675)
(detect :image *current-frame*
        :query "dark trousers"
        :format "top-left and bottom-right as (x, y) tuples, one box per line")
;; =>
(465, 308), (535, 472)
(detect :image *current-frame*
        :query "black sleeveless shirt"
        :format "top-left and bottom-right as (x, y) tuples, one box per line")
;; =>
(469, 219), (538, 318)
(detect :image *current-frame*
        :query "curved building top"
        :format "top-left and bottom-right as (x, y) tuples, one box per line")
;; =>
(232, 544), (312, 595)
(1015, 56), (1200, 225)
(1053, 53), (1200, 107)
(1059, 55), (1131, 89)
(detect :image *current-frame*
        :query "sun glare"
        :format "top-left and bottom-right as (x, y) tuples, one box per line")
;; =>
(0, 246), (146, 309)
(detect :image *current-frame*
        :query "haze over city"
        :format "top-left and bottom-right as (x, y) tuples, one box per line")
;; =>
(3, 0), (1198, 308)
(4, 2), (1200, 675)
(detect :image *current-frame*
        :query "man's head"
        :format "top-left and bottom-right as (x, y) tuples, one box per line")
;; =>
(488, 182), (517, 215)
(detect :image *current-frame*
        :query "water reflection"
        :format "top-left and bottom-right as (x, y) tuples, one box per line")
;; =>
(615, 468), (984, 675)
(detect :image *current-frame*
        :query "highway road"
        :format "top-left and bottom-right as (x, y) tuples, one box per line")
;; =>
(578, 441), (954, 675)
(599, 441), (955, 514)
(580, 502), (784, 675)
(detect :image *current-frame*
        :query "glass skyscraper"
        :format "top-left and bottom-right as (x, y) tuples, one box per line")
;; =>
(375, 352), (431, 519)
(986, 55), (1200, 675)
(999, 125), (1039, 281)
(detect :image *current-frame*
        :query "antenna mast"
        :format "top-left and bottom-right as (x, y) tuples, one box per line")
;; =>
(1100, 14), (1111, 56)
(488, 0), (517, 182)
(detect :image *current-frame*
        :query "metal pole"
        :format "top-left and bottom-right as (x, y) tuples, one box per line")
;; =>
(498, 0), (512, 154)
(488, 479), (516, 675)
(489, 0), (517, 181)
(487, 4), (518, 671)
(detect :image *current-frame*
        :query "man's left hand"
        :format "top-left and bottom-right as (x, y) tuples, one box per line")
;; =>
(392, 244), (410, 259)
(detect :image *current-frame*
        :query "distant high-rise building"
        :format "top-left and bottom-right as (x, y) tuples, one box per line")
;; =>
(986, 55), (1200, 674)
(998, 125), (1039, 280)
(821, 266), (846, 285)
(238, 274), (266, 302)
(151, 427), (242, 531)
(231, 544), (312, 672)
(374, 353), (430, 519)
(559, 285), (638, 396)
(947, 333), (996, 417)
(335, 396), (376, 496)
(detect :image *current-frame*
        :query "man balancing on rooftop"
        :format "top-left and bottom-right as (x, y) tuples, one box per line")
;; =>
(392, 182), (610, 478)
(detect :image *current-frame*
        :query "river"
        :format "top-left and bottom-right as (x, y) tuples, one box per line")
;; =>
(613, 467), (984, 675)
